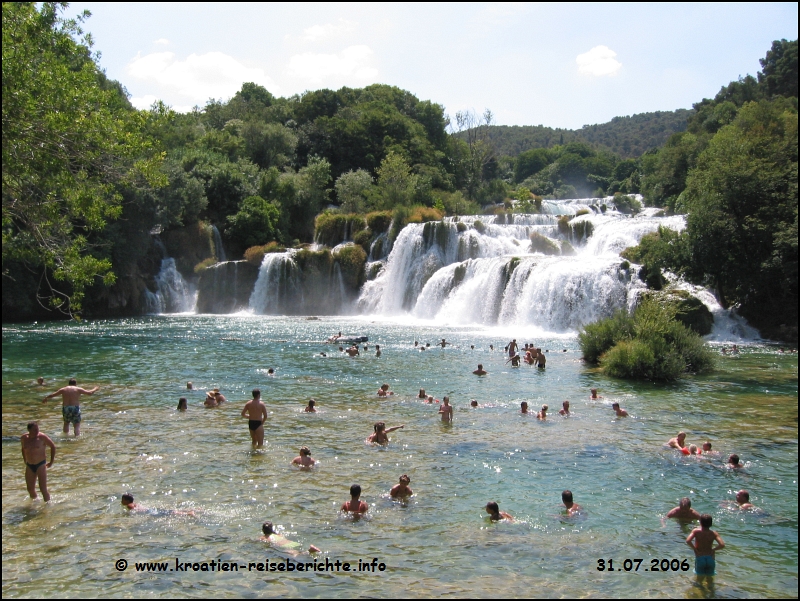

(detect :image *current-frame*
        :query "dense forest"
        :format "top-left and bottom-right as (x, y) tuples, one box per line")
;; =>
(2, 3), (797, 340)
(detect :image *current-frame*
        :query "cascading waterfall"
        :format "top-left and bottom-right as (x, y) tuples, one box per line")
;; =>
(357, 200), (693, 332)
(211, 225), (227, 262)
(144, 257), (196, 314)
(249, 252), (303, 314)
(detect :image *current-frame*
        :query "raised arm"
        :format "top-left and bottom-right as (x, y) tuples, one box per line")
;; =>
(78, 387), (99, 395)
(385, 424), (405, 433)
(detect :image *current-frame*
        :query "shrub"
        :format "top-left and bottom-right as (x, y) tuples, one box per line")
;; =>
(613, 192), (642, 214)
(581, 297), (715, 380)
(579, 310), (635, 364)
(473, 220), (486, 234)
(366, 211), (393, 234)
(575, 209), (590, 217)
(226, 196), (281, 249)
(408, 206), (443, 223)
(456, 221), (467, 233)
(529, 232), (560, 255)
(315, 213), (367, 247)
(353, 228), (372, 253)
(194, 257), (217, 274)
(243, 246), (266, 266)
(334, 245), (367, 289)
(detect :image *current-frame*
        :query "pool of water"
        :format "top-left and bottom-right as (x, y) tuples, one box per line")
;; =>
(2, 316), (797, 598)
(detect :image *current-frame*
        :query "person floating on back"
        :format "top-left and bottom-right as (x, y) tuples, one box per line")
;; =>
(261, 521), (320, 555)
(686, 514), (725, 579)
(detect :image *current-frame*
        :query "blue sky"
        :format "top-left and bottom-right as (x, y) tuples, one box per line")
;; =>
(66, 2), (798, 129)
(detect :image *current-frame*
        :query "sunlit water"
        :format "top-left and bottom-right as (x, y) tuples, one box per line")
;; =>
(2, 316), (797, 598)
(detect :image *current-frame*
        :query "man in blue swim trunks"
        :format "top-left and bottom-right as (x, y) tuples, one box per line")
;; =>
(686, 514), (725, 578)
(43, 378), (99, 436)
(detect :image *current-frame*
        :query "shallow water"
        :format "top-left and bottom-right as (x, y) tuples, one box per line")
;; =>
(2, 316), (797, 598)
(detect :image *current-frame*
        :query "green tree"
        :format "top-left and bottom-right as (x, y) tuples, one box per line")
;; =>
(681, 99), (797, 324)
(226, 195), (281, 249)
(758, 39), (798, 99)
(335, 169), (373, 213)
(2, 2), (163, 315)
(374, 152), (418, 209)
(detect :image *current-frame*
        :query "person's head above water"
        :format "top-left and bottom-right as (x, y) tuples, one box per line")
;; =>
(299, 446), (311, 456)
(122, 493), (134, 505)
(350, 484), (362, 498)
(374, 422), (386, 433)
(262, 521), (275, 536)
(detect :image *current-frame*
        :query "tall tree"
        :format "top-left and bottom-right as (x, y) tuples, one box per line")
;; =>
(2, 2), (162, 315)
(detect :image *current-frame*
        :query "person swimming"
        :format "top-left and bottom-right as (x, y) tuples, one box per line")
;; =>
(390, 475), (413, 498)
(261, 521), (320, 554)
(485, 501), (513, 521)
(367, 422), (404, 444)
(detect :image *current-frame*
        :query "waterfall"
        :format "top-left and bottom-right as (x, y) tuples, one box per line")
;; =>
(356, 202), (697, 332)
(144, 258), (196, 314)
(249, 252), (303, 314)
(211, 225), (227, 262)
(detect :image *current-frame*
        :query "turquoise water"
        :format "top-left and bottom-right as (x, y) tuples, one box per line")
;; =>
(2, 316), (797, 598)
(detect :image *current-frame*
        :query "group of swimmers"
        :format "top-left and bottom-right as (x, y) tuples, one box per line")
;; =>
(24, 338), (762, 578)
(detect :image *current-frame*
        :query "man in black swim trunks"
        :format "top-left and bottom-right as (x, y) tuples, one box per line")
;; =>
(241, 389), (268, 447)
(21, 422), (56, 501)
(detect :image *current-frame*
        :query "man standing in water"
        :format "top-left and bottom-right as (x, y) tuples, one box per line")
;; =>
(43, 378), (99, 436)
(21, 422), (56, 501)
(507, 339), (518, 357)
(241, 389), (268, 447)
(439, 396), (453, 422)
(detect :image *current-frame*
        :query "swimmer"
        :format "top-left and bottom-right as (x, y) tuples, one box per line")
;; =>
(121, 493), (195, 516)
(341, 484), (368, 514)
(377, 383), (394, 397)
(727, 454), (744, 469)
(485, 501), (513, 522)
(367, 422), (404, 444)
(261, 521), (320, 554)
(562, 490), (582, 515)
(339, 346), (344, 352)
(36, 377), (45, 386)
(43, 378), (99, 436)
(304, 399), (316, 413)
(507, 339), (518, 357)
(506, 354), (521, 367)
(734, 490), (754, 510)
(559, 400), (570, 416)
(439, 338), (449, 348)
(439, 396), (453, 422)
(320, 352), (327, 357)
(291, 446), (315, 468)
(346, 345), (360, 357)
(611, 402), (629, 417)
(688, 444), (699, 455)
(204, 391), (218, 407)
(241, 389), (268, 446)
(418, 388), (427, 399)
(537, 404), (548, 420)
(21, 422), (55, 501)
(473, 364), (488, 376)
(390, 475), (413, 498)
(426, 395), (438, 404)
(470, 345), (475, 350)
(524, 350), (535, 365)
(686, 514), (725, 579)
(668, 432), (687, 450)
(186, 382), (193, 390)
(375, 344), (381, 357)
(177, 397), (188, 411)
(267, 368), (275, 376)
(666, 497), (701, 521)
(590, 388), (602, 400)
(520, 401), (529, 414)
(470, 400), (478, 408)
(536, 348), (546, 368)
(489, 344), (494, 351)
(702, 442), (713, 453)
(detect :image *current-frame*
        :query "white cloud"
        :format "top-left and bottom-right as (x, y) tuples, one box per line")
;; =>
(286, 45), (378, 85)
(153, 38), (170, 46)
(301, 19), (356, 42)
(125, 51), (280, 109)
(576, 45), (622, 77)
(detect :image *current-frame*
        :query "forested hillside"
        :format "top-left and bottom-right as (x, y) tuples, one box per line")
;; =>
(478, 109), (693, 159)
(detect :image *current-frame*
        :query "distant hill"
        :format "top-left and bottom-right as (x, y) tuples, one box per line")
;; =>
(471, 109), (693, 159)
